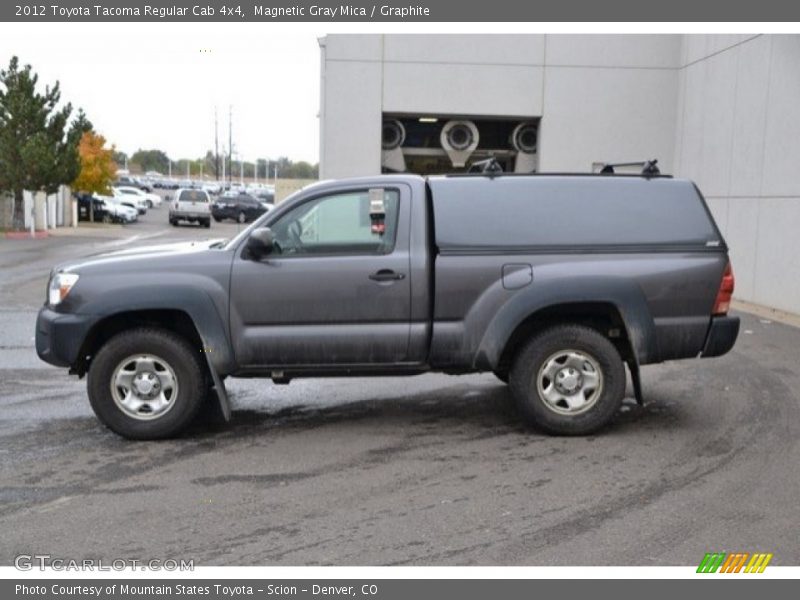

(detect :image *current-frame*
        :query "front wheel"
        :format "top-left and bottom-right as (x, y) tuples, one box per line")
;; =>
(509, 325), (625, 435)
(87, 328), (207, 439)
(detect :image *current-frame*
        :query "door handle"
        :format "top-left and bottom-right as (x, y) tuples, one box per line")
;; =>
(369, 269), (405, 282)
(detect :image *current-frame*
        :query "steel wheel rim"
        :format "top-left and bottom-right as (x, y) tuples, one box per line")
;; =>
(110, 354), (179, 421)
(536, 349), (604, 415)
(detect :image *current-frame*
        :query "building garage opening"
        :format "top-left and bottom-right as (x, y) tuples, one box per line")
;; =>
(381, 114), (540, 175)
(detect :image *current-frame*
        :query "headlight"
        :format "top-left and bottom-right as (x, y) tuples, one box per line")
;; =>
(48, 272), (79, 305)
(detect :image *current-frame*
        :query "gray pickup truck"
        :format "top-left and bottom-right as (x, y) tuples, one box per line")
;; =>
(36, 173), (739, 439)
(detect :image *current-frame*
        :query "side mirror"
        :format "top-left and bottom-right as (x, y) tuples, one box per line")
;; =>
(246, 227), (274, 259)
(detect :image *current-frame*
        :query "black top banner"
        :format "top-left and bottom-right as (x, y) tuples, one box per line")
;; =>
(2, 0), (799, 22)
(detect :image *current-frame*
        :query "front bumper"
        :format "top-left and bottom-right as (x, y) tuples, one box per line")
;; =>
(35, 307), (99, 368)
(701, 315), (740, 358)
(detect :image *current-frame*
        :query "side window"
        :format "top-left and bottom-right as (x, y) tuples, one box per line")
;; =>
(271, 189), (400, 257)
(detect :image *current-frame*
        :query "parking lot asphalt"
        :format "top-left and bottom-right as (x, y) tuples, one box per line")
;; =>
(1, 208), (799, 566)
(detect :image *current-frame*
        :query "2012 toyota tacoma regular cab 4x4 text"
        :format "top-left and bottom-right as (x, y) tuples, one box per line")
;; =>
(36, 172), (739, 439)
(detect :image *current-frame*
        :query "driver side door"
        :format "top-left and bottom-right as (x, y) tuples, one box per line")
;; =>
(229, 185), (412, 367)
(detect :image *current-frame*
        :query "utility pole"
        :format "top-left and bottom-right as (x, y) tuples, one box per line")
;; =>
(240, 157), (244, 186)
(221, 146), (226, 184)
(214, 106), (220, 181)
(228, 105), (233, 188)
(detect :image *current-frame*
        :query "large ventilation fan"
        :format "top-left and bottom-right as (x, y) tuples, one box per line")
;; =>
(381, 119), (407, 172)
(380, 115), (541, 175)
(510, 121), (538, 173)
(440, 120), (479, 168)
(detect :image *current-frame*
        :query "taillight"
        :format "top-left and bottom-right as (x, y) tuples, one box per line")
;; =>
(713, 261), (735, 315)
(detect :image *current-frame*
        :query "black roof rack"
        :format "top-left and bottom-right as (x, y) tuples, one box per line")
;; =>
(599, 159), (661, 177)
(440, 157), (671, 179)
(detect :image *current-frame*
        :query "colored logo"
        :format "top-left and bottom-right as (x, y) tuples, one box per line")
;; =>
(697, 552), (773, 573)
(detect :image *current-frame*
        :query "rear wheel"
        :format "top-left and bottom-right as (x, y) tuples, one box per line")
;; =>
(203, 219), (211, 228)
(87, 328), (206, 440)
(509, 324), (625, 435)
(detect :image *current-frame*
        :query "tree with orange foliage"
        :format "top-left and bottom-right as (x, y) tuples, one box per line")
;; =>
(73, 131), (116, 195)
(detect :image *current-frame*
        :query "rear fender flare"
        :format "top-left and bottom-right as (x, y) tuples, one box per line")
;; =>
(474, 276), (658, 370)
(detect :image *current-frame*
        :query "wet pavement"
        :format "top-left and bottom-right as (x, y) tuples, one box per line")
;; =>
(1, 209), (798, 566)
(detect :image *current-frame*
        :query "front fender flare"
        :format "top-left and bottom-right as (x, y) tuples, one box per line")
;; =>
(75, 283), (235, 375)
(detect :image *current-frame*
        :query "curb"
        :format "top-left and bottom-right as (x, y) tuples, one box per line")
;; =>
(3, 231), (49, 240)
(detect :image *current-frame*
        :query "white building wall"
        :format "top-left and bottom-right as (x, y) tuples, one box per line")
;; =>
(318, 35), (384, 178)
(320, 34), (682, 178)
(673, 35), (800, 314)
(539, 35), (680, 171)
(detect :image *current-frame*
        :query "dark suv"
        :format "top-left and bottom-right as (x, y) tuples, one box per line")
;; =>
(212, 193), (269, 223)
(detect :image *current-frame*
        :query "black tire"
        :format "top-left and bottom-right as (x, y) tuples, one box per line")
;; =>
(203, 219), (211, 228)
(146, 200), (153, 209)
(213, 216), (221, 223)
(169, 218), (178, 226)
(509, 324), (625, 435)
(87, 328), (207, 440)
